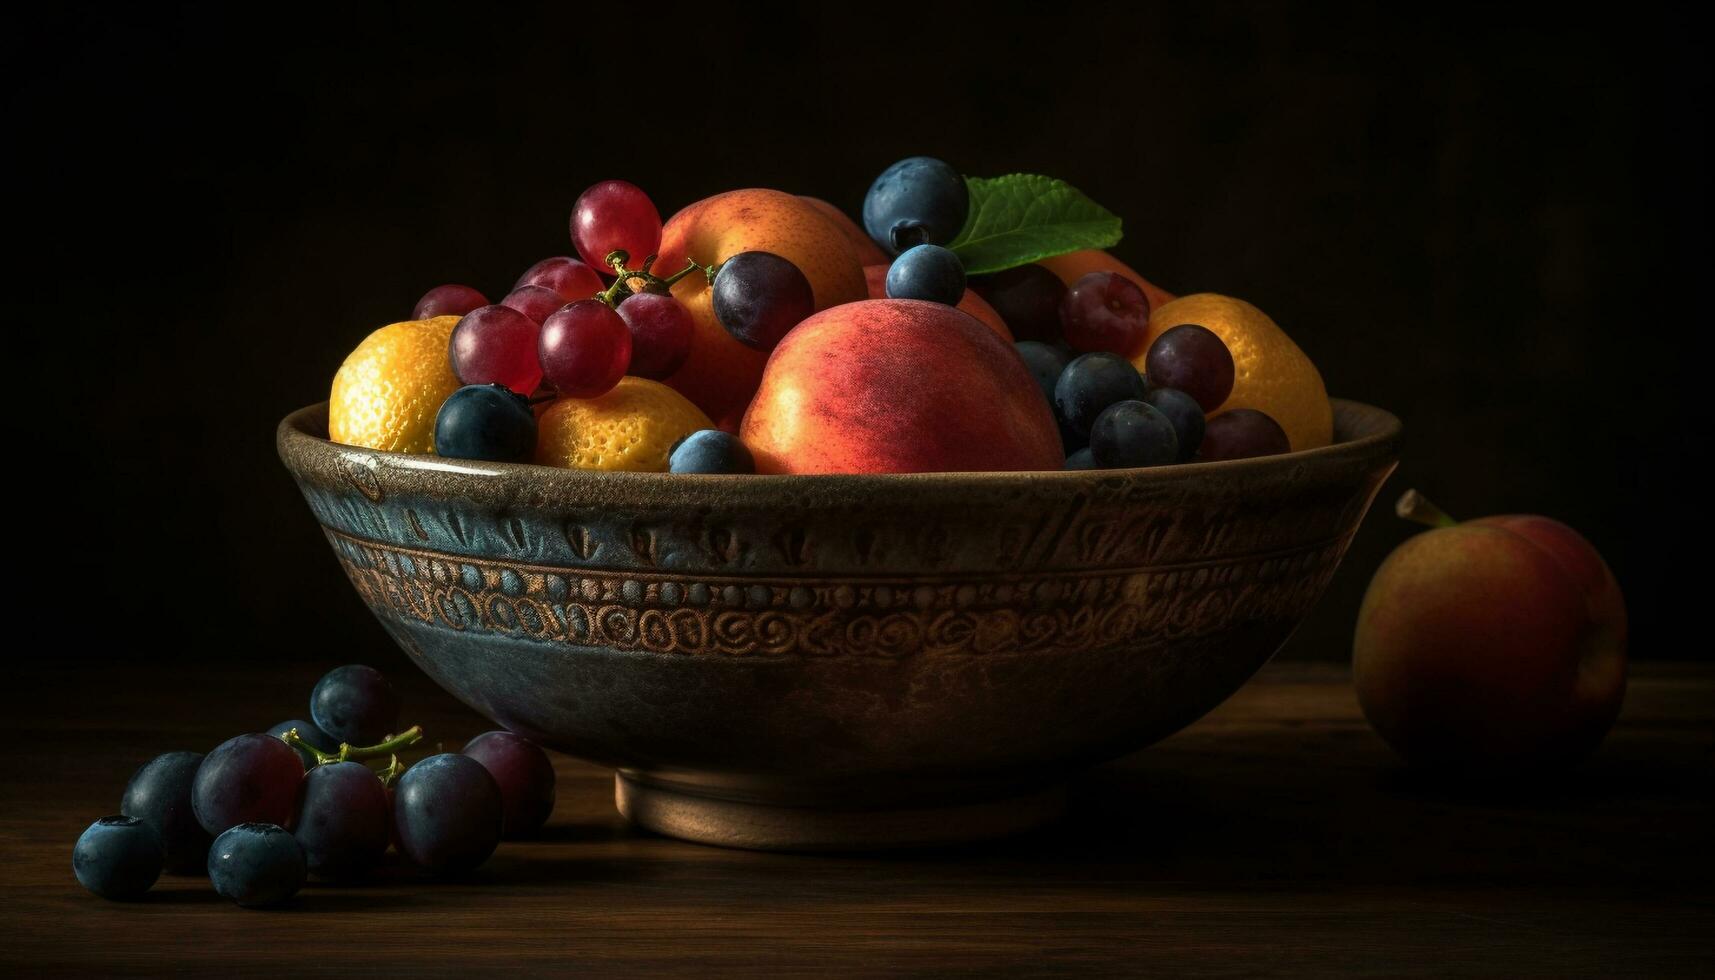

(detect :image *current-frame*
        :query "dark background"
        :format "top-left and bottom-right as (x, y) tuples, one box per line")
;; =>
(11, 2), (1707, 673)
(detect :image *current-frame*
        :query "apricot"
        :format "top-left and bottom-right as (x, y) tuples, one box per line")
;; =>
(654, 190), (868, 422)
(863, 264), (1011, 342)
(1037, 250), (1176, 312)
(1354, 495), (1628, 771)
(741, 299), (1062, 474)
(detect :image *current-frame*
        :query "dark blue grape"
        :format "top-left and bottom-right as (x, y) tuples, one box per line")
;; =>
(1065, 448), (1097, 470)
(669, 429), (755, 475)
(1014, 341), (1069, 404)
(1199, 409), (1291, 460)
(862, 156), (968, 255)
(463, 732), (557, 839)
(267, 719), (339, 769)
(434, 384), (537, 463)
(208, 823), (305, 908)
(1143, 387), (1207, 462)
(393, 754), (502, 874)
(884, 244), (965, 306)
(192, 734), (304, 836)
(292, 762), (390, 881)
(1053, 352), (1146, 438)
(1145, 324), (1235, 412)
(972, 264), (1067, 344)
(310, 664), (401, 746)
(711, 251), (815, 352)
(1090, 400), (1180, 468)
(120, 751), (210, 874)
(73, 816), (162, 900)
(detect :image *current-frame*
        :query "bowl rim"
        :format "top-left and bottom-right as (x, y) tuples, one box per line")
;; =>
(279, 398), (1400, 491)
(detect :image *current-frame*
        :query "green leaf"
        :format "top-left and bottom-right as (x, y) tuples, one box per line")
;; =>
(946, 174), (1122, 275)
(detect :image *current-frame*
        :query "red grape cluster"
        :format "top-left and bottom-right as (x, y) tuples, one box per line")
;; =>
(73, 665), (556, 907)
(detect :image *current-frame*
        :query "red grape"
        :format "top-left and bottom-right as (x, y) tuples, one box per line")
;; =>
(500, 284), (567, 325)
(514, 256), (604, 302)
(539, 299), (631, 398)
(463, 731), (556, 839)
(972, 264), (1066, 343)
(616, 292), (694, 379)
(1198, 409), (1290, 460)
(1145, 324), (1235, 412)
(1060, 272), (1151, 356)
(710, 251), (815, 351)
(191, 734), (305, 836)
(450, 305), (543, 394)
(571, 180), (662, 273)
(413, 284), (488, 320)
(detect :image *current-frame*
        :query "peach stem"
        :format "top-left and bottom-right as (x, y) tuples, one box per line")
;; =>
(1395, 489), (1457, 528)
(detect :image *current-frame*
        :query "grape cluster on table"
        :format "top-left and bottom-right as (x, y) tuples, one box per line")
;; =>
(73, 665), (556, 908)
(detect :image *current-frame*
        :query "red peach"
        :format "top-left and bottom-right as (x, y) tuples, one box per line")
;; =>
(1353, 500), (1627, 771)
(741, 299), (1062, 474)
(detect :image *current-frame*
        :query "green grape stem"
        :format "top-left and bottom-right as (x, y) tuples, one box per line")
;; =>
(594, 255), (708, 309)
(284, 725), (425, 766)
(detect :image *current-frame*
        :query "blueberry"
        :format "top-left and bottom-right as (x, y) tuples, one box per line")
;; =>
(120, 752), (211, 874)
(1014, 342), (1069, 404)
(433, 384), (537, 463)
(863, 156), (969, 255)
(1053, 352), (1146, 438)
(1090, 400), (1180, 468)
(1065, 448), (1097, 470)
(669, 429), (755, 474)
(884, 244), (965, 306)
(310, 664), (401, 746)
(208, 823), (306, 908)
(73, 816), (162, 900)
(1142, 386), (1206, 462)
(266, 719), (339, 770)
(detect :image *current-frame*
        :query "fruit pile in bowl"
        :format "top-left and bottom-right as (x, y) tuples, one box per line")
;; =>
(325, 157), (1332, 476)
(282, 158), (1400, 851)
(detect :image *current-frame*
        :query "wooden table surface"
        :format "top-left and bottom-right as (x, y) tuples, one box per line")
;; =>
(3, 660), (1709, 977)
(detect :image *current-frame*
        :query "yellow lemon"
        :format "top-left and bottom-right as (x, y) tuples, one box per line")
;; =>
(535, 377), (713, 472)
(328, 316), (462, 453)
(1135, 294), (1333, 452)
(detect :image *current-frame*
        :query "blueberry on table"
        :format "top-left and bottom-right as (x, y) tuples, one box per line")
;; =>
(1090, 400), (1180, 468)
(711, 251), (815, 352)
(434, 384), (538, 463)
(310, 664), (402, 746)
(884, 244), (966, 306)
(73, 816), (162, 900)
(1015, 341), (1069, 404)
(1142, 387), (1207, 462)
(292, 762), (390, 881)
(1053, 352), (1147, 438)
(863, 156), (969, 255)
(463, 731), (558, 839)
(393, 754), (503, 875)
(208, 823), (306, 908)
(120, 751), (211, 874)
(669, 429), (755, 475)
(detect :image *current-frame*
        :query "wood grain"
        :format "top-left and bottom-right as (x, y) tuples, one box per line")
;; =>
(2, 662), (1709, 977)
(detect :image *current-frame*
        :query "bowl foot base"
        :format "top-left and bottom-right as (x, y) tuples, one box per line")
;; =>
(615, 773), (1067, 852)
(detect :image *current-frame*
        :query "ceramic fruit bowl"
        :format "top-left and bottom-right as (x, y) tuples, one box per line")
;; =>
(278, 399), (1400, 851)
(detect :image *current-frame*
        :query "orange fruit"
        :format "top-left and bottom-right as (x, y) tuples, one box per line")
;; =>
(1137, 294), (1332, 452)
(1037, 249), (1176, 312)
(534, 377), (713, 472)
(327, 315), (461, 453)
